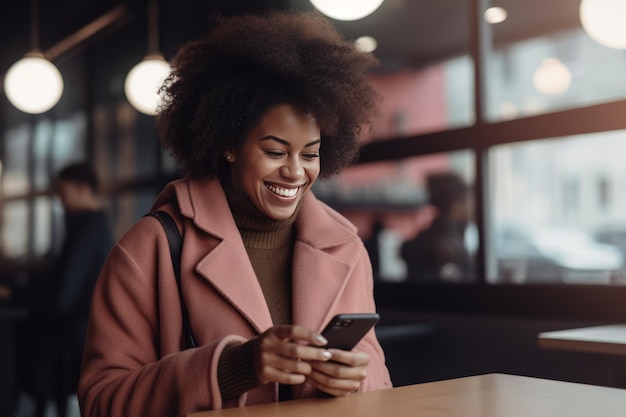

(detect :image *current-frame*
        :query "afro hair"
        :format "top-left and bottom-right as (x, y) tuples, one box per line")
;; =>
(156, 10), (381, 179)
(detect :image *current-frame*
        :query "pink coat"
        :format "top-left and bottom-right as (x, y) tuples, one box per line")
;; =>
(78, 177), (392, 417)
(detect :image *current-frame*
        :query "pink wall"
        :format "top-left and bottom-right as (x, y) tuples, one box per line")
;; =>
(334, 64), (453, 240)
(363, 65), (449, 143)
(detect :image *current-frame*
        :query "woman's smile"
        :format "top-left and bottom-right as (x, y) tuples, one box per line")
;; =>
(265, 183), (302, 199)
(229, 103), (321, 220)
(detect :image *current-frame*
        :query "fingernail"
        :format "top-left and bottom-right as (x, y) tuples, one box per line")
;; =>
(316, 335), (328, 345)
(322, 350), (333, 360)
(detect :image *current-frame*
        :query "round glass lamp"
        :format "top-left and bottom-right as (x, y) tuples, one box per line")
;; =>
(4, 52), (64, 114)
(309, 0), (384, 21)
(580, 0), (626, 49)
(532, 58), (572, 95)
(484, 7), (508, 24)
(355, 36), (378, 53)
(124, 54), (170, 115)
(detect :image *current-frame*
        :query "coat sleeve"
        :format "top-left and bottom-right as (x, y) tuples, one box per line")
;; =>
(78, 221), (246, 417)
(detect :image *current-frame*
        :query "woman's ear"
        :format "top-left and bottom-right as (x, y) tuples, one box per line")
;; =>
(224, 146), (236, 162)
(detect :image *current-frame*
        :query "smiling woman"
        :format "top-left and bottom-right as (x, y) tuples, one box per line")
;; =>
(77, 10), (391, 417)
(229, 104), (321, 220)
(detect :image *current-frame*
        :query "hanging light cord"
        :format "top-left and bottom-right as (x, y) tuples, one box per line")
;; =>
(148, 0), (160, 55)
(30, 0), (39, 52)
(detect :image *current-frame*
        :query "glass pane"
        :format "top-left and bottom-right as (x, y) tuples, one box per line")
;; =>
(116, 103), (139, 182)
(128, 103), (159, 178)
(95, 102), (159, 182)
(93, 106), (114, 184)
(112, 189), (159, 240)
(286, 0), (474, 142)
(315, 150), (476, 283)
(489, 130), (626, 284)
(32, 197), (52, 258)
(161, 148), (182, 176)
(487, 1), (626, 121)
(2, 200), (29, 259)
(32, 119), (54, 190)
(364, 57), (474, 143)
(51, 113), (87, 172)
(2, 124), (30, 197)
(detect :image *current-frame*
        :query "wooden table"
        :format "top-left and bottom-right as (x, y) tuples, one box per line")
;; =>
(538, 324), (626, 355)
(188, 373), (626, 417)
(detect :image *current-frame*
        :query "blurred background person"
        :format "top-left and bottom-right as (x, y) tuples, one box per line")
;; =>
(400, 172), (475, 283)
(15, 162), (113, 417)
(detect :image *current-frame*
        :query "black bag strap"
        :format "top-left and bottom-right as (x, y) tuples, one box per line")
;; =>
(146, 210), (197, 349)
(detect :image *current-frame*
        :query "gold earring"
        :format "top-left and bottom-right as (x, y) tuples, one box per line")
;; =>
(225, 153), (233, 162)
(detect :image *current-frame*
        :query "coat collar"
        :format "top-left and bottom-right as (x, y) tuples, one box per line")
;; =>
(157, 176), (358, 249)
(154, 177), (361, 333)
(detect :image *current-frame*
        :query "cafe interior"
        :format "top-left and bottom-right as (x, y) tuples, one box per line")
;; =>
(2, 0), (626, 415)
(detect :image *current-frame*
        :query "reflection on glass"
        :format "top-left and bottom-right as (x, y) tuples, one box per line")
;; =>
(400, 171), (476, 283)
(364, 56), (474, 142)
(579, 0), (626, 49)
(489, 130), (626, 284)
(314, 150), (476, 283)
(487, 24), (626, 121)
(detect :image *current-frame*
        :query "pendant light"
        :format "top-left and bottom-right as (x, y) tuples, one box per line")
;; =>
(309, 0), (385, 21)
(124, 0), (170, 115)
(3, 0), (64, 114)
(580, 0), (626, 49)
(532, 58), (572, 95)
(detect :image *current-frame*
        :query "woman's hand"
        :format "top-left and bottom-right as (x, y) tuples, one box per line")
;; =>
(307, 349), (370, 397)
(252, 325), (333, 385)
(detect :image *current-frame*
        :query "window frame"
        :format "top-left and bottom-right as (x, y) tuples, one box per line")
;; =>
(362, 0), (626, 320)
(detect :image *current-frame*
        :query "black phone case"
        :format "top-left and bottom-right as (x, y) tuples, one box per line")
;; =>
(321, 313), (380, 350)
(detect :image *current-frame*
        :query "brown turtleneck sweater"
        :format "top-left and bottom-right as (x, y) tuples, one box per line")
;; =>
(217, 182), (299, 400)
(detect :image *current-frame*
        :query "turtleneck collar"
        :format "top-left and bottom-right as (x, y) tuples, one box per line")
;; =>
(222, 179), (299, 249)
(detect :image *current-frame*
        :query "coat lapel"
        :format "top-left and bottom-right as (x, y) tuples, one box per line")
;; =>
(291, 243), (351, 332)
(291, 193), (358, 333)
(196, 237), (274, 334)
(176, 177), (274, 334)
(170, 177), (360, 335)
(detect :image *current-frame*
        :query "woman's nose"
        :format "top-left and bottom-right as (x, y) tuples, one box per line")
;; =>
(280, 157), (304, 178)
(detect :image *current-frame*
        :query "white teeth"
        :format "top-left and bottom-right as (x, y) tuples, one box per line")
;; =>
(266, 184), (299, 197)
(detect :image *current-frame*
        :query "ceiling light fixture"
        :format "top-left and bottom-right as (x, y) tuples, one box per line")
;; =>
(309, 0), (385, 21)
(532, 58), (572, 95)
(355, 36), (378, 53)
(124, 0), (170, 115)
(3, 0), (64, 114)
(580, 0), (626, 49)
(484, 7), (508, 24)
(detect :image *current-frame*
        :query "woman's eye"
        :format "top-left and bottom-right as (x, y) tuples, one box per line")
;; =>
(265, 151), (285, 158)
(303, 153), (320, 160)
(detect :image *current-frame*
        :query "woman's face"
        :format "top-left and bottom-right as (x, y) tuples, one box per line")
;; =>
(229, 103), (321, 220)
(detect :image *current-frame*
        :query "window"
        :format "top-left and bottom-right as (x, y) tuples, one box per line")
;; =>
(348, 0), (626, 299)
(488, 131), (626, 285)
(1, 200), (28, 260)
(363, 57), (474, 143)
(316, 151), (476, 283)
(488, 28), (626, 121)
(2, 124), (30, 197)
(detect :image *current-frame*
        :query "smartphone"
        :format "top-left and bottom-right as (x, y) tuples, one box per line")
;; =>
(320, 313), (380, 351)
